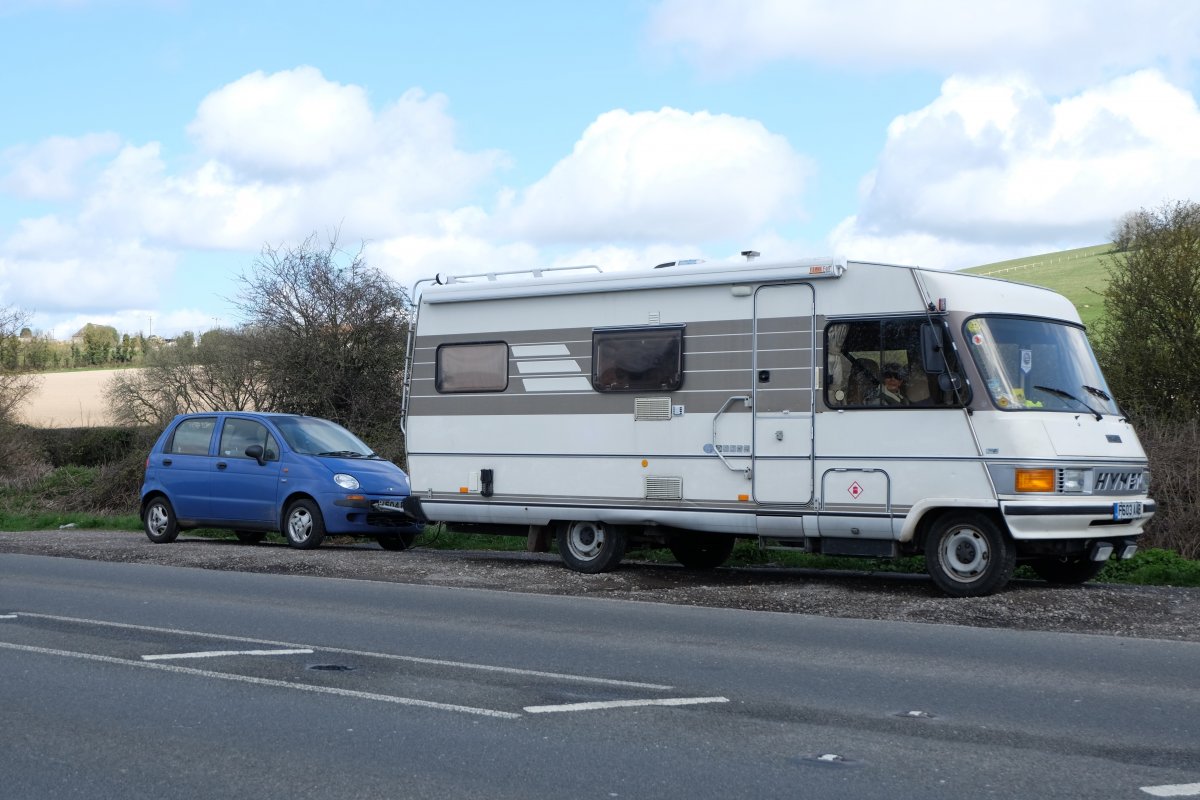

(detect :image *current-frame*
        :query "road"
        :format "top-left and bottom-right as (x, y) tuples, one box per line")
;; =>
(2, 553), (1198, 799)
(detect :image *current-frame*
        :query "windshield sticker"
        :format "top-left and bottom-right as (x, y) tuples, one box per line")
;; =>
(1020, 349), (1032, 374)
(971, 333), (985, 346)
(967, 320), (983, 333)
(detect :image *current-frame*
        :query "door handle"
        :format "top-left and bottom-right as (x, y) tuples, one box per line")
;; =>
(162, 458), (172, 466)
(216, 462), (228, 470)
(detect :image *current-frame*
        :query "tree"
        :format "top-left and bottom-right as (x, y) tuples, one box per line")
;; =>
(1095, 200), (1200, 418)
(0, 305), (42, 425)
(234, 233), (414, 452)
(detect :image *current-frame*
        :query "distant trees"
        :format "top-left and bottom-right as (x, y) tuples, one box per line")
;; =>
(0, 304), (41, 425)
(1095, 200), (1200, 419)
(106, 233), (414, 458)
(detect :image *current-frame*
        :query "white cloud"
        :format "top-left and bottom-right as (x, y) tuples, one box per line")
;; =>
(648, 0), (1200, 89)
(830, 70), (1200, 268)
(1, 133), (122, 200)
(500, 108), (812, 244)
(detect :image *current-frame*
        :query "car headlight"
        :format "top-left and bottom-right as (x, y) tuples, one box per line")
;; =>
(334, 473), (360, 490)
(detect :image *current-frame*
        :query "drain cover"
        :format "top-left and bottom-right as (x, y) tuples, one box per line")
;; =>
(308, 664), (355, 672)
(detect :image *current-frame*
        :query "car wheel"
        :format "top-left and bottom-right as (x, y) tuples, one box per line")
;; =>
(143, 497), (179, 544)
(235, 530), (266, 545)
(556, 521), (627, 573)
(1029, 557), (1106, 585)
(283, 500), (326, 550)
(377, 533), (417, 551)
(924, 512), (1015, 597)
(668, 533), (736, 569)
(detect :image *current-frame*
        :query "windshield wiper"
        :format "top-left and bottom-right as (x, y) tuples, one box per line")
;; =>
(1081, 384), (1112, 402)
(317, 450), (367, 458)
(1033, 385), (1103, 421)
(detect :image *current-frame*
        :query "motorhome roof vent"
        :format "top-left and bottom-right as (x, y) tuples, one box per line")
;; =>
(653, 258), (705, 269)
(741, 250), (760, 262)
(634, 397), (672, 421)
(644, 476), (683, 500)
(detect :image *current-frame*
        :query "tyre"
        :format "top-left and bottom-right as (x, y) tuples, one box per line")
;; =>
(1029, 557), (1106, 585)
(143, 497), (179, 544)
(924, 512), (1015, 597)
(668, 533), (735, 570)
(282, 499), (326, 550)
(556, 521), (627, 573)
(377, 532), (418, 551)
(234, 530), (266, 545)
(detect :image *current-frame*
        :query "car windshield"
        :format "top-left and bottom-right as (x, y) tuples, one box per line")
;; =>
(271, 416), (375, 456)
(964, 316), (1120, 415)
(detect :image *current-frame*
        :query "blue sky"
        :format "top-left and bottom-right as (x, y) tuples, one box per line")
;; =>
(2, 0), (1199, 339)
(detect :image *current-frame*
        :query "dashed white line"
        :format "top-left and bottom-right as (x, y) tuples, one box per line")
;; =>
(0, 641), (520, 719)
(1142, 784), (1200, 797)
(524, 696), (729, 714)
(0, 614), (17, 619)
(13, 612), (671, 690)
(143, 648), (314, 661)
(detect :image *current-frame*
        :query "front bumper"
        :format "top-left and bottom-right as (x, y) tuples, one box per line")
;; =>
(326, 494), (424, 534)
(1000, 498), (1156, 540)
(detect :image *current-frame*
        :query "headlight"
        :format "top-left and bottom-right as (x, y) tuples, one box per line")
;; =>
(1059, 468), (1087, 493)
(334, 473), (360, 490)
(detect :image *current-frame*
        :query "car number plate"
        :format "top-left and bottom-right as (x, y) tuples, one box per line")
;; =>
(1112, 501), (1143, 520)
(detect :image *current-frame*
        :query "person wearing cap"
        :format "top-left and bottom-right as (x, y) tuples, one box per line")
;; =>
(880, 362), (910, 405)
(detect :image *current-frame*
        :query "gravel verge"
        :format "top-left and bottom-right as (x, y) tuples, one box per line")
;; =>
(3, 528), (1198, 642)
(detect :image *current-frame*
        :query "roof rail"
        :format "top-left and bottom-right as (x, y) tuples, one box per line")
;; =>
(435, 264), (603, 285)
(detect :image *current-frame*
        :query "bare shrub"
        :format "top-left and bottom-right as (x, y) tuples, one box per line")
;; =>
(1138, 417), (1200, 559)
(0, 424), (52, 490)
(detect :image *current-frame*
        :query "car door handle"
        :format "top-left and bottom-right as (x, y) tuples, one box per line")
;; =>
(162, 458), (172, 466)
(216, 462), (228, 470)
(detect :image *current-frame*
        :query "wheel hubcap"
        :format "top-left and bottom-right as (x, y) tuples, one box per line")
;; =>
(148, 505), (167, 534)
(567, 523), (605, 560)
(289, 509), (312, 542)
(941, 527), (989, 581)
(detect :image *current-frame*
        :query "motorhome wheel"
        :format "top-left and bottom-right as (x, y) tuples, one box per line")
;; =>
(924, 512), (1015, 597)
(557, 521), (627, 573)
(377, 532), (418, 551)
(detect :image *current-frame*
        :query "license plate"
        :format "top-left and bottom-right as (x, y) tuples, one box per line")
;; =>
(1113, 501), (1143, 520)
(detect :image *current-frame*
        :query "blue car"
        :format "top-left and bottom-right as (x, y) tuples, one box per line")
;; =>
(140, 412), (423, 550)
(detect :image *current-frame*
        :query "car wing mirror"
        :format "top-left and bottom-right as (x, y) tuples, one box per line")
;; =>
(244, 444), (266, 465)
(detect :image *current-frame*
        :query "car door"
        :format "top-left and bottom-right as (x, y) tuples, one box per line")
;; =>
(155, 416), (218, 520)
(209, 417), (283, 525)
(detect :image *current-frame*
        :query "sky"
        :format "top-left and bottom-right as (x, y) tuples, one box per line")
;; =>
(1, 0), (1199, 340)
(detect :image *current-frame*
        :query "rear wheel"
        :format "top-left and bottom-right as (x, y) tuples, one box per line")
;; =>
(1029, 557), (1106, 585)
(668, 533), (735, 569)
(377, 532), (418, 551)
(924, 512), (1015, 597)
(235, 530), (265, 545)
(283, 500), (326, 550)
(143, 497), (179, 544)
(556, 521), (627, 573)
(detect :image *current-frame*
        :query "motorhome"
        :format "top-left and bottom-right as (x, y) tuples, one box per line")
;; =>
(400, 255), (1155, 597)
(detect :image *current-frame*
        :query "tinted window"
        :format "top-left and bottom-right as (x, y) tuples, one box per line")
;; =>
(436, 342), (509, 393)
(592, 326), (683, 393)
(167, 417), (217, 455)
(825, 318), (966, 408)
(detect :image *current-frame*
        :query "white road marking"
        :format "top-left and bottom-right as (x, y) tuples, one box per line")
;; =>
(143, 648), (313, 661)
(14, 612), (672, 690)
(0, 614), (17, 619)
(524, 696), (729, 714)
(0, 641), (520, 719)
(1142, 784), (1200, 797)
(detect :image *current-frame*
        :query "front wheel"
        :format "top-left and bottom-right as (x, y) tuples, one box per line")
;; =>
(143, 497), (179, 544)
(556, 521), (627, 573)
(668, 533), (735, 569)
(283, 500), (326, 550)
(924, 512), (1015, 597)
(1029, 557), (1106, 585)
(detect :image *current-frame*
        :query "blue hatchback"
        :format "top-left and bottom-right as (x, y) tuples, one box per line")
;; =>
(140, 412), (423, 550)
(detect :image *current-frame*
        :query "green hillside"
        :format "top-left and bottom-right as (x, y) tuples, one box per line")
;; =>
(963, 244), (1113, 328)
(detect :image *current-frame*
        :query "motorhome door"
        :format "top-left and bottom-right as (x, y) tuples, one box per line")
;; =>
(752, 283), (816, 504)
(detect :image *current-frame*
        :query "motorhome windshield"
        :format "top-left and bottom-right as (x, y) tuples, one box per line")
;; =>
(964, 316), (1119, 415)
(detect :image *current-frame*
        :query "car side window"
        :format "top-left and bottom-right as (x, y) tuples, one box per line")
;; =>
(167, 417), (217, 455)
(219, 418), (276, 460)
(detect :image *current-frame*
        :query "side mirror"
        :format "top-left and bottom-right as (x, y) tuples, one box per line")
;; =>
(938, 373), (961, 393)
(244, 444), (266, 465)
(921, 324), (947, 374)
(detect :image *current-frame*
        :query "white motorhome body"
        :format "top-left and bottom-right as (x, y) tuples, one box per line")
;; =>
(401, 256), (1155, 596)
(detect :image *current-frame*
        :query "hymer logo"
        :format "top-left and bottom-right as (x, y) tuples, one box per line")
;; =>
(1094, 471), (1146, 493)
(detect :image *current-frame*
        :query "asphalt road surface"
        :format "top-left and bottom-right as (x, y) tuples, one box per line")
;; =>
(2, 553), (1198, 799)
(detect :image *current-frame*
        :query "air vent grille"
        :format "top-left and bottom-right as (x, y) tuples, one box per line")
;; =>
(634, 396), (672, 421)
(644, 476), (683, 500)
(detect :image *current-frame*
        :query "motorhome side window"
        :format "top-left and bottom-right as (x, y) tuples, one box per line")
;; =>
(592, 325), (684, 392)
(825, 318), (965, 408)
(436, 342), (509, 393)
